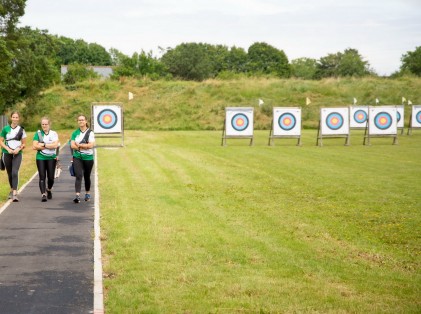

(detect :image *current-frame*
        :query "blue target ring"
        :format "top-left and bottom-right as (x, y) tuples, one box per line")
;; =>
(354, 110), (367, 124)
(374, 112), (392, 130)
(397, 111), (401, 123)
(231, 113), (249, 131)
(416, 111), (421, 124)
(326, 112), (344, 130)
(97, 109), (118, 129)
(278, 113), (296, 131)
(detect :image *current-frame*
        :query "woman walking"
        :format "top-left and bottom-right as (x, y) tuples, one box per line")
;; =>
(32, 117), (59, 202)
(0, 111), (27, 202)
(70, 115), (95, 203)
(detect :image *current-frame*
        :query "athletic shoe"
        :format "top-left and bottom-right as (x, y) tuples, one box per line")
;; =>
(84, 194), (91, 202)
(47, 190), (52, 199)
(12, 195), (19, 202)
(73, 196), (80, 203)
(41, 194), (47, 202)
(8, 191), (12, 199)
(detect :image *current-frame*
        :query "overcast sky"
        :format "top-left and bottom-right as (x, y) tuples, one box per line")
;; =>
(20, 0), (421, 76)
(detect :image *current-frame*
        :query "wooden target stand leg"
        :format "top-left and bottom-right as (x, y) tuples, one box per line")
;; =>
(221, 119), (227, 146)
(316, 120), (322, 146)
(407, 113), (413, 135)
(363, 123), (371, 146)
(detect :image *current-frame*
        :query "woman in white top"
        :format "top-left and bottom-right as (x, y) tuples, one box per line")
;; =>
(32, 117), (60, 202)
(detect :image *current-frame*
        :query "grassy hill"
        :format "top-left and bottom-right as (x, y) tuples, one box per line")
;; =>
(14, 76), (421, 131)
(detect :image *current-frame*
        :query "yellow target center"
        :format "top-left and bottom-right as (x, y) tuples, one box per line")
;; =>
(380, 117), (387, 124)
(284, 118), (291, 125)
(237, 119), (244, 126)
(332, 118), (339, 124)
(103, 115), (112, 123)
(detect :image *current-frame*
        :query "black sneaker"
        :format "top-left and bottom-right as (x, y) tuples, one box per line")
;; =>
(84, 194), (91, 201)
(41, 194), (47, 202)
(47, 190), (52, 199)
(73, 196), (80, 203)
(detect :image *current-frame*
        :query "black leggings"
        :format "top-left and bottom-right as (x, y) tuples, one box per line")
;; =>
(36, 159), (57, 194)
(73, 157), (94, 193)
(3, 153), (22, 190)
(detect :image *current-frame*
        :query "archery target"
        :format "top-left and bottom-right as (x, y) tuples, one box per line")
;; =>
(225, 107), (253, 136)
(396, 105), (404, 128)
(350, 106), (368, 128)
(273, 107), (301, 136)
(93, 104), (123, 133)
(368, 107), (397, 135)
(411, 105), (421, 128)
(321, 108), (349, 135)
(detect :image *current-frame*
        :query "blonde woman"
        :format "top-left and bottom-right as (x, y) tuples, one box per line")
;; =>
(70, 115), (95, 203)
(0, 111), (27, 202)
(32, 117), (59, 202)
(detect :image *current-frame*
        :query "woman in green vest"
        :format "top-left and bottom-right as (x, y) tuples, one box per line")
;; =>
(0, 111), (27, 202)
(70, 115), (95, 203)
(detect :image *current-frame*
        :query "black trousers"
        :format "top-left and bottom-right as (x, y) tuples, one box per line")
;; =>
(3, 153), (22, 190)
(36, 159), (57, 194)
(73, 157), (94, 193)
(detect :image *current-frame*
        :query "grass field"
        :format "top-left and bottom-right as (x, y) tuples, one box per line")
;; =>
(98, 130), (421, 313)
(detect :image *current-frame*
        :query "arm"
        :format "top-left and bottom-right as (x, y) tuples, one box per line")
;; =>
(0, 137), (13, 154)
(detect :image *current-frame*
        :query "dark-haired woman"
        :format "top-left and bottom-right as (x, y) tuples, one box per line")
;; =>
(70, 115), (95, 203)
(0, 111), (27, 202)
(33, 117), (59, 202)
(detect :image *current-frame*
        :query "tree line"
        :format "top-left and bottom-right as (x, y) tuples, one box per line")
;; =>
(1, 0), (421, 112)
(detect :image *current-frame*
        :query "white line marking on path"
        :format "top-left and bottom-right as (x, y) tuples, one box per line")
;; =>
(93, 148), (105, 314)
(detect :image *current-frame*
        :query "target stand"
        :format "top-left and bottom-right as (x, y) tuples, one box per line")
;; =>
(91, 102), (124, 147)
(407, 105), (421, 135)
(316, 108), (350, 147)
(221, 107), (254, 146)
(268, 107), (302, 146)
(363, 106), (398, 145)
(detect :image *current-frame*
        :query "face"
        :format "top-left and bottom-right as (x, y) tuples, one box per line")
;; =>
(11, 113), (20, 125)
(41, 119), (50, 132)
(78, 116), (87, 128)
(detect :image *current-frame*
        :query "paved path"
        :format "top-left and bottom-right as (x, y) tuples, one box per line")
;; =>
(0, 145), (98, 313)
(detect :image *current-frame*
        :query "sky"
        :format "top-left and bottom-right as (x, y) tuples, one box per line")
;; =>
(20, 0), (421, 76)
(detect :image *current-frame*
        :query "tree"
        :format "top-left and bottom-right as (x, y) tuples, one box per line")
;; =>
(56, 37), (112, 66)
(2, 27), (60, 110)
(223, 46), (248, 73)
(291, 58), (318, 79)
(400, 46), (421, 76)
(246, 42), (290, 77)
(0, 0), (26, 36)
(161, 43), (214, 81)
(317, 48), (370, 78)
(63, 63), (98, 85)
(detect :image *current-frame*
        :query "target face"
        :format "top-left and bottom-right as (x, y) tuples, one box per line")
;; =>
(273, 107), (301, 136)
(279, 113), (296, 130)
(92, 104), (123, 133)
(368, 107), (397, 135)
(225, 107), (254, 136)
(97, 109), (118, 129)
(231, 113), (249, 131)
(396, 105), (404, 128)
(411, 105), (421, 128)
(374, 112), (392, 130)
(321, 108), (349, 135)
(326, 112), (344, 130)
(350, 106), (368, 128)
